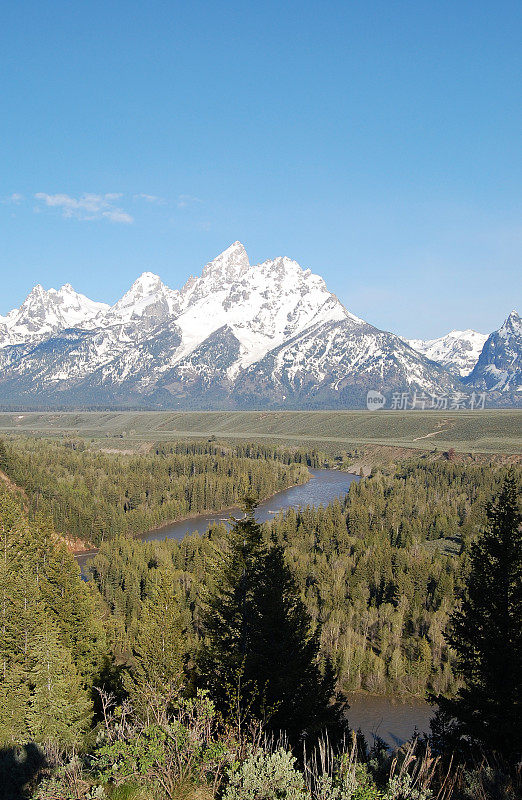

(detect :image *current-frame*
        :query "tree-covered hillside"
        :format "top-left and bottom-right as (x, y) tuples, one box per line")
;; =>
(0, 438), (315, 545)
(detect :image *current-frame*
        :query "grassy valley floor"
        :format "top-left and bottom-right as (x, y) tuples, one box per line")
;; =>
(0, 409), (520, 455)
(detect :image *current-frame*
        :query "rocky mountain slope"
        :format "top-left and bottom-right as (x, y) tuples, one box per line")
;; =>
(0, 244), (519, 408)
(464, 311), (521, 393)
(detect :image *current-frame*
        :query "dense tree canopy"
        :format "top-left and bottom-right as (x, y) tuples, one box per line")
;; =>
(0, 491), (106, 748)
(435, 472), (522, 760)
(87, 458), (520, 700)
(0, 437), (520, 797)
(0, 438), (317, 545)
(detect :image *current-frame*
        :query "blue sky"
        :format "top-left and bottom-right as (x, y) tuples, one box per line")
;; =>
(1, 0), (521, 337)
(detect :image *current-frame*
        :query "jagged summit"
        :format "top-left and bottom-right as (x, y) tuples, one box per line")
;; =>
(464, 310), (522, 392)
(499, 309), (521, 337)
(26, 284), (46, 298)
(131, 271), (165, 290)
(0, 244), (519, 407)
(100, 272), (181, 326)
(0, 282), (109, 346)
(200, 241), (250, 281)
(169, 243), (350, 368)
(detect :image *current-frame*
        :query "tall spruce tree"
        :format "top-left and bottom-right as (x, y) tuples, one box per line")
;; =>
(0, 491), (101, 748)
(199, 500), (344, 745)
(0, 439), (9, 475)
(249, 544), (345, 745)
(198, 498), (266, 715)
(26, 612), (92, 748)
(129, 568), (186, 708)
(435, 472), (522, 761)
(0, 662), (31, 745)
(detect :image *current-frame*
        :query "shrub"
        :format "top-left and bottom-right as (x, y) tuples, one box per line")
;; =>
(223, 749), (307, 800)
(91, 689), (232, 800)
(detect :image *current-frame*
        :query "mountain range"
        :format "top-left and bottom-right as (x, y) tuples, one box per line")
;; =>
(0, 242), (520, 409)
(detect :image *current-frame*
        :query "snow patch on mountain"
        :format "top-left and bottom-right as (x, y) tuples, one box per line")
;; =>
(406, 329), (487, 376)
(98, 272), (181, 327)
(0, 244), (519, 408)
(234, 319), (458, 408)
(171, 246), (352, 370)
(498, 310), (522, 339)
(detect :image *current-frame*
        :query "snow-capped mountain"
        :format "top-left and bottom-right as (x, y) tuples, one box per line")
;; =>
(464, 311), (522, 392)
(0, 244), (519, 408)
(406, 329), (488, 376)
(0, 283), (108, 347)
(97, 272), (181, 328)
(234, 319), (457, 408)
(171, 242), (353, 370)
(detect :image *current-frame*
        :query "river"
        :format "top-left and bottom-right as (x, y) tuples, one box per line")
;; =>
(142, 467), (359, 543)
(76, 468), (359, 568)
(346, 695), (433, 750)
(77, 467), (433, 749)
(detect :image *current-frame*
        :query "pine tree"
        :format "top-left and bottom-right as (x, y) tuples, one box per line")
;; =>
(248, 544), (345, 745)
(0, 661), (31, 745)
(31, 513), (106, 681)
(130, 568), (186, 704)
(435, 472), (522, 761)
(199, 500), (345, 744)
(198, 498), (266, 714)
(26, 612), (92, 748)
(0, 440), (9, 475)
(0, 492), (101, 749)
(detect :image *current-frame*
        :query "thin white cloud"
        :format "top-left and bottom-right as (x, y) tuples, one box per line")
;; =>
(34, 192), (134, 223)
(1, 193), (24, 205)
(133, 193), (165, 204)
(177, 194), (202, 209)
(104, 209), (135, 223)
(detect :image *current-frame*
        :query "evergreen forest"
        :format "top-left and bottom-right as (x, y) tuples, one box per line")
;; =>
(0, 435), (520, 799)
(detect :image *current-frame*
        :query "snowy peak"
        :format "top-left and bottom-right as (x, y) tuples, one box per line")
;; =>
(233, 317), (459, 409)
(181, 242), (251, 303)
(1, 244), (519, 408)
(406, 329), (487, 377)
(171, 245), (350, 369)
(0, 283), (109, 346)
(129, 272), (167, 295)
(101, 272), (180, 326)
(200, 241), (250, 282)
(465, 310), (522, 392)
(50, 283), (109, 322)
(499, 309), (521, 338)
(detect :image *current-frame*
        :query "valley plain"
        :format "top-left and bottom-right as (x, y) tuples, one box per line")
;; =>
(0, 408), (520, 455)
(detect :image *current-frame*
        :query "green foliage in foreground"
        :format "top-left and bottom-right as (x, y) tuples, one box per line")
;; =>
(8, 693), (521, 800)
(0, 492), (107, 750)
(0, 471), (521, 798)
